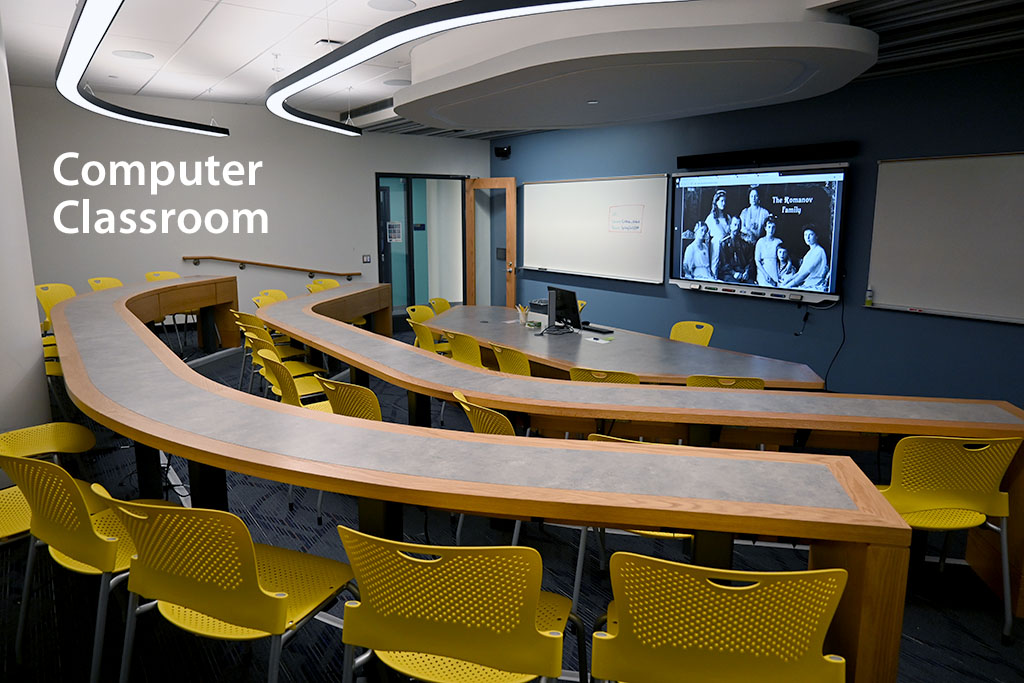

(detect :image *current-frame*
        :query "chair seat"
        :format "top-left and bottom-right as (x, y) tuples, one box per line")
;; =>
(377, 591), (571, 683)
(306, 400), (333, 412)
(900, 507), (988, 530)
(345, 316), (367, 326)
(275, 344), (307, 361)
(628, 529), (693, 541)
(281, 360), (326, 377)
(156, 541), (352, 640)
(0, 485), (31, 541)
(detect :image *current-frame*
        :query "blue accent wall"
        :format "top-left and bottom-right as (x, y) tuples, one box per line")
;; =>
(491, 55), (1024, 406)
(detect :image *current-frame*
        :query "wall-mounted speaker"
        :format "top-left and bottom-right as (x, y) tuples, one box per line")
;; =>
(494, 146), (511, 159)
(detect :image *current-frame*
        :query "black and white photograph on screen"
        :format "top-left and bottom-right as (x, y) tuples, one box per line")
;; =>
(671, 168), (844, 295)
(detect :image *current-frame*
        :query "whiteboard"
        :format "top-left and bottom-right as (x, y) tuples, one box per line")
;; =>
(522, 175), (668, 283)
(867, 153), (1024, 324)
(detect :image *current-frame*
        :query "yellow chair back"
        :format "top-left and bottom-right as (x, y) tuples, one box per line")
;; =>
(569, 367), (640, 384)
(880, 436), (1022, 526)
(306, 283), (325, 294)
(687, 374), (765, 390)
(259, 289), (288, 301)
(87, 277), (122, 291)
(451, 390), (515, 436)
(407, 320), (449, 354)
(592, 552), (847, 683)
(442, 330), (484, 367)
(428, 297), (451, 314)
(252, 294), (279, 308)
(35, 283), (77, 332)
(313, 278), (340, 290)
(490, 343), (531, 376)
(316, 377), (382, 421)
(337, 525), (564, 677)
(405, 305), (435, 323)
(257, 350), (302, 406)
(670, 320), (714, 346)
(144, 271), (180, 281)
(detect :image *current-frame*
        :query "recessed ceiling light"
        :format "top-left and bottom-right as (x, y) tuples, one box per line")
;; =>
(586, 99), (599, 105)
(112, 49), (154, 60)
(368, 0), (416, 11)
(384, 78), (411, 86)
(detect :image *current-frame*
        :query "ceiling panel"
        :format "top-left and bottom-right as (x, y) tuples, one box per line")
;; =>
(0, 0), (76, 29)
(89, 65), (160, 95)
(139, 70), (225, 100)
(107, 0), (214, 44)
(272, 17), (371, 60)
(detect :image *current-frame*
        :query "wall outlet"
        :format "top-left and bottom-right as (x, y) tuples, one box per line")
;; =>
(362, 254), (371, 263)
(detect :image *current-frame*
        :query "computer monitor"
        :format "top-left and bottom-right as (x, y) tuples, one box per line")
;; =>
(547, 286), (581, 331)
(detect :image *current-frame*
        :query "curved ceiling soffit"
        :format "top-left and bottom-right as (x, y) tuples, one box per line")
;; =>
(264, 0), (690, 137)
(55, 0), (229, 137)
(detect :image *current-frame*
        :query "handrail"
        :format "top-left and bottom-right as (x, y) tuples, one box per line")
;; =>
(183, 255), (360, 280)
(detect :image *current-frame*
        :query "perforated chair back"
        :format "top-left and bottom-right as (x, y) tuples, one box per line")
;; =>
(232, 310), (265, 329)
(316, 377), (382, 421)
(144, 271), (180, 282)
(337, 525), (563, 677)
(87, 277), (122, 291)
(428, 297), (451, 314)
(94, 489), (289, 635)
(405, 304), (435, 323)
(578, 299), (587, 312)
(259, 289), (288, 301)
(881, 436), (1022, 526)
(442, 330), (484, 367)
(490, 343), (531, 376)
(687, 374), (765, 390)
(35, 283), (77, 332)
(0, 452), (120, 572)
(313, 278), (340, 290)
(670, 320), (714, 346)
(306, 283), (324, 294)
(569, 367), (640, 384)
(593, 552), (847, 683)
(257, 350), (302, 406)
(407, 320), (449, 354)
(451, 390), (515, 436)
(252, 294), (279, 308)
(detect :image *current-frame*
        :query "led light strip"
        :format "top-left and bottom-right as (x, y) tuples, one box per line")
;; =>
(266, 0), (687, 137)
(56, 0), (229, 137)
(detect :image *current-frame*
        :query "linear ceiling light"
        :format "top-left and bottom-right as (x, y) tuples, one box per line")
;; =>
(266, 0), (687, 137)
(56, 0), (229, 137)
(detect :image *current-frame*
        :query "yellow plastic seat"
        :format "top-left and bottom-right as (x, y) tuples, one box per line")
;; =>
(313, 278), (340, 289)
(35, 282), (76, 334)
(259, 288), (288, 301)
(405, 304), (435, 323)
(578, 299), (587, 313)
(252, 294), (281, 308)
(238, 321), (307, 360)
(0, 425), (177, 683)
(569, 367), (640, 384)
(143, 270), (180, 282)
(670, 320), (714, 346)
(687, 374), (766, 390)
(306, 283), (324, 294)
(94, 487), (352, 683)
(408, 319), (451, 355)
(337, 525), (583, 683)
(592, 552), (848, 683)
(87, 276), (123, 291)
(878, 435), (1022, 640)
(443, 330), (485, 368)
(317, 376), (383, 421)
(429, 297), (452, 314)
(490, 342), (532, 376)
(246, 333), (326, 398)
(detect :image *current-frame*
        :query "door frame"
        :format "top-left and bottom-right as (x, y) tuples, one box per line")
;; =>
(464, 177), (517, 307)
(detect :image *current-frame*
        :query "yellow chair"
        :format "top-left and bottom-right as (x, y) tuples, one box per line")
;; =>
(687, 374), (766, 390)
(144, 271), (194, 351)
(317, 376), (383, 422)
(35, 282), (76, 334)
(87, 276), (123, 291)
(670, 320), (714, 346)
(231, 311), (301, 390)
(0, 430), (176, 683)
(449, 390), (522, 545)
(259, 288), (288, 301)
(878, 436), (1022, 641)
(313, 278), (340, 289)
(569, 367), (640, 384)
(246, 333), (326, 398)
(408, 319), (451, 355)
(252, 294), (281, 308)
(429, 297), (451, 314)
(94, 487), (353, 683)
(592, 552), (848, 683)
(490, 342), (532, 376)
(237, 321), (307, 360)
(443, 330), (484, 368)
(578, 299), (587, 313)
(405, 304), (435, 323)
(306, 283), (324, 294)
(337, 524), (583, 683)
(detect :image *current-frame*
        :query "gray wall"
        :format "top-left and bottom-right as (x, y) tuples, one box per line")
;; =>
(492, 54), (1024, 406)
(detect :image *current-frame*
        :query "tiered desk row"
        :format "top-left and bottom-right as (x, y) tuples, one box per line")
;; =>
(53, 276), (1024, 683)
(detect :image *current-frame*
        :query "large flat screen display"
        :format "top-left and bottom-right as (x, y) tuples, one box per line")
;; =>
(669, 165), (846, 304)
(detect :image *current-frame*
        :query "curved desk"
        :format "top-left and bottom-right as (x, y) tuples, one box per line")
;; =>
(55, 276), (910, 682)
(424, 305), (824, 389)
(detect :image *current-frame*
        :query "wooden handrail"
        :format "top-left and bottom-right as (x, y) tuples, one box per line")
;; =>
(183, 255), (360, 280)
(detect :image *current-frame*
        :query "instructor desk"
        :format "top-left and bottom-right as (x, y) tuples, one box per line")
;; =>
(54, 276), (909, 683)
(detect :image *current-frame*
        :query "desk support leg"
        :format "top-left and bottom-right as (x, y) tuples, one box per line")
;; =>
(358, 498), (403, 540)
(135, 443), (162, 500)
(407, 391), (432, 427)
(350, 367), (370, 388)
(810, 541), (908, 683)
(197, 306), (218, 354)
(187, 460), (228, 510)
(691, 531), (733, 568)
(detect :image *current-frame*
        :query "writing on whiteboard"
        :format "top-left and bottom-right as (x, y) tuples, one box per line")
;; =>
(608, 204), (644, 233)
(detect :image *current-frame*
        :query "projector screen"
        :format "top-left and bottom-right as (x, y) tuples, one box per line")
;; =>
(522, 175), (668, 284)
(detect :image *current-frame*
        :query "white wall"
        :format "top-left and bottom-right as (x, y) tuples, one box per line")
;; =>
(426, 178), (463, 303)
(0, 22), (49, 430)
(12, 86), (489, 313)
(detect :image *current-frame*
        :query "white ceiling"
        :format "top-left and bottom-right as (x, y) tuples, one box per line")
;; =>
(0, 0), (454, 113)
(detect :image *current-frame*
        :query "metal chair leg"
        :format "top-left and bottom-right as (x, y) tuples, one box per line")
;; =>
(1000, 517), (1013, 642)
(90, 572), (114, 683)
(267, 634), (283, 683)
(456, 514), (466, 545)
(572, 527), (588, 611)
(15, 537), (40, 662)
(316, 490), (324, 525)
(119, 592), (140, 683)
(342, 643), (356, 683)
(512, 520), (522, 546)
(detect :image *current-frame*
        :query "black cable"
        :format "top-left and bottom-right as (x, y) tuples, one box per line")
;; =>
(823, 293), (847, 391)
